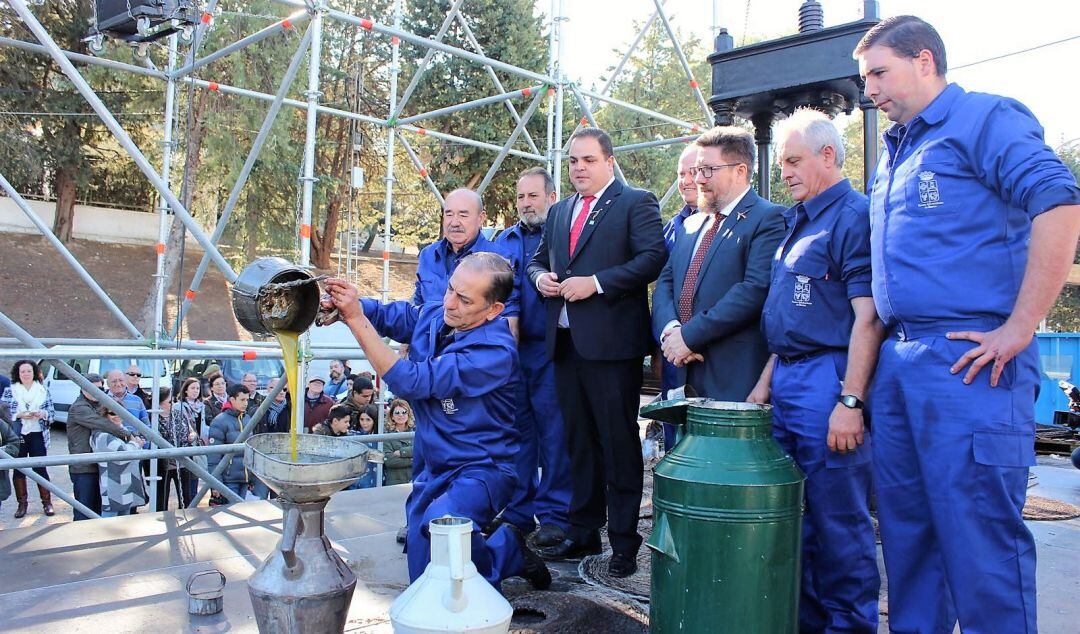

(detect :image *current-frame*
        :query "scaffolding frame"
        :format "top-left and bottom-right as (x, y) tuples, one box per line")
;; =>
(0, 0), (716, 514)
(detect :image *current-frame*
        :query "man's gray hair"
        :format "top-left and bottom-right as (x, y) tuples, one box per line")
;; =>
(457, 251), (515, 305)
(776, 108), (846, 169)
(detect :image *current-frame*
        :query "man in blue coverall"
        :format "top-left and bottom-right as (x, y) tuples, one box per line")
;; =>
(748, 109), (883, 633)
(854, 16), (1080, 633)
(494, 167), (573, 547)
(323, 252), (550, 590)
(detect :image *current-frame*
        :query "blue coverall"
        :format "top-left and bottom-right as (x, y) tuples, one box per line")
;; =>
(761, 179), (879, 633)
(495, 222), (572, 533)
(410, 233), (521, 475)
(360, 298), (526, 587)
(867, 83), (1080, 633)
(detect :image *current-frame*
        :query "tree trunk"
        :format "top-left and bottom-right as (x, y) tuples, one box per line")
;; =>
(135, 90), (214, 336)
(51, 166), (77, 243)
(310, 119), (350, 270)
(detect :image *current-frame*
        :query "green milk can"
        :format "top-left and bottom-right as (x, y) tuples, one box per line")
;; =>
(641, 398), (805, 633)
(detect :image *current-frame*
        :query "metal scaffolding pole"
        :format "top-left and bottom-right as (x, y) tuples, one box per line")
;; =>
(398, 134), (446, 207)
(147, 35), (180, 512)
(0, 309), (245, 504)
(568, 84), (627, 184)
(376, 0), (405, 487)
(651, 0), (713, 122)
(396, 85), (545, 127)
(324, 8), (556, 85)
(390, 0), (466, 120)
(397, 125), (545, 162)
(299, 9), (323, 268)
(614, 134), (701, 153)
(0, 449), (100, 519)
(577, 86), (698, 131)
(658, 176), (681, 208)
(182, 77), (386, 127)
(0, 36), (166, 79)
(0, 444), (241, 470)
(170, 11), (310, 79)
(8, 0), (238, 283)
(453, 12), (543, 156)
(477, 90), (546, 195)
(551, 0), (566, 198)
(0, 173), (143, 339)
(545, 0), (557, 176)
(0, 348), (369, 360)
(170, 26), (314, 338)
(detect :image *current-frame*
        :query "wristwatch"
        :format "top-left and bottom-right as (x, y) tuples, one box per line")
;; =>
(838, 394), (865, 409)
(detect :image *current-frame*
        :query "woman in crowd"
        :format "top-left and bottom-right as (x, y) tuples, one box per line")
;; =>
(0, 415), (22, 513)
(2, 359), (56, 517)
(352, 404), (381, 489)
(203, 372), (228, 421)
(156, 387), (197, 510)
(248, 377), (291, 501)
(175, 377), (208, 504)
(383, 399), (414, 486)
(92, 408), (147, 517)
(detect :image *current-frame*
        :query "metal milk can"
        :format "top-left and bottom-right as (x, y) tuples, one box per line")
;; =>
(641, 398), (806, 633)
(389, 517), (513, 634)
(231, 257), (322, 336)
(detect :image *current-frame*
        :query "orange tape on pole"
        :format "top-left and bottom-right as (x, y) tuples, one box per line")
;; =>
(391, 36), (400, 46)
(201, 12), (212, 25)
(417, 127), (427, 136)
(195, 339), (206, 344)
(185, 290), (197, 301)
(689, 80), (699, 88)
(282, 19), (293, 29)
(359, 18), (374, 30)
(419, 168), (428, 178)
(300, 224), (312, 238)
(242, 350), (257, 361)
(208, 82), (219, 91)
(547, 87), (555, 97)
(382, 251), (390, 261)
(580, 117), (588, 126)
(522, 87), (532, 98)
(155, 242), (165, 255)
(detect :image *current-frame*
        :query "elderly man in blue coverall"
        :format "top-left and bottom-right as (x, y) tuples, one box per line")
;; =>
(494, 167), (573, 548)
(748, 108), (883, 633)
(853, 16), (1080, 633)
(323, 252), (550, 590)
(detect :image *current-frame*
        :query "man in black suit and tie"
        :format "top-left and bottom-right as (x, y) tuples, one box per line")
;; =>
(653, 126), (785, 400)
(527, 127), (667, 577)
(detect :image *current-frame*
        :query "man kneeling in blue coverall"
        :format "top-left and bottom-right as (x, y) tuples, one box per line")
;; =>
(323, 252), (551, 590)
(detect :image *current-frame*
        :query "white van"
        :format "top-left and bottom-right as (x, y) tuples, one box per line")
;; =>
(39, 346), (172, 425)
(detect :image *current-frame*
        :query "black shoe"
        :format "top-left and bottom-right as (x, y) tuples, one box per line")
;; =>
(508, 525), (552, 590)
(608, 553), (637, 578)
(533, 523), (567, 548)
(396, 525), (408, 544)
(539, 537), (602, 561)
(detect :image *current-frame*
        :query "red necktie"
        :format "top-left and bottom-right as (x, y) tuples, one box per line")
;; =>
(568, 195), (596, 255)
(677, 215), (722, 323)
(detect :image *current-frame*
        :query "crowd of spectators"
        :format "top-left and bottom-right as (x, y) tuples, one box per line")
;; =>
(0, 358), (414, 520)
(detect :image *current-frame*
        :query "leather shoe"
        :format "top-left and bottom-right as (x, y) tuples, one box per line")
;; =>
(508, 525), (552, 590)
(539, 537), (602, 561)
(608, 553), (637, 578)
(533, 524), (566, 548)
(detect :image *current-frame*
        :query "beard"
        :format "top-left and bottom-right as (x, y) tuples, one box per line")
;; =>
(519, 208), (548, 229)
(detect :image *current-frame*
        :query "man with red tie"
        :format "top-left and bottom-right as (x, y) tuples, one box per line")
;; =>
(652, 126), (785, 401)
(527, 127), (667, 577)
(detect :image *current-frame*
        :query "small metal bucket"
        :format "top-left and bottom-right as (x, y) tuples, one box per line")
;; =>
(187, 569), (226, 616)
(231, 257), (321, 336)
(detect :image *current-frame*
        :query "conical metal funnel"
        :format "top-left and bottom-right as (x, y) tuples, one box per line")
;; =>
(245, 433), (372, 503)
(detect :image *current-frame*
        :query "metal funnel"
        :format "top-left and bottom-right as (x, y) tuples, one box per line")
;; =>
(245, 433), (371, 503)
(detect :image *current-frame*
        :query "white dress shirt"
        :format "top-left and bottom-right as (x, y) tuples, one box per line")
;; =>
(544, 176), (616, 328)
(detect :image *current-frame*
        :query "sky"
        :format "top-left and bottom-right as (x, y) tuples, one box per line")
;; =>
(553, 0), (1080, 149)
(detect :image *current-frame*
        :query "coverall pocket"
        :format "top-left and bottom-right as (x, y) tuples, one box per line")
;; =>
(902, 161), (960, 217)
(824, 437), (872, 469)
(972, 427), (1036, 467)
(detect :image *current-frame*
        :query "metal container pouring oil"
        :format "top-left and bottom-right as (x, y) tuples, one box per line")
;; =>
(640, 398), (806, 633)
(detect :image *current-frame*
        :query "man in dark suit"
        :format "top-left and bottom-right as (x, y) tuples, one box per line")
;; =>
(527, 127), (666, 577)
(653, 126), (785, 400)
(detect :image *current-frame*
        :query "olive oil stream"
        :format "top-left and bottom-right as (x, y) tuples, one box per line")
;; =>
(274, 330), (300, 462)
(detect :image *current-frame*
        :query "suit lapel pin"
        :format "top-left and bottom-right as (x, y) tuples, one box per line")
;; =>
(737, 210), (749, 221)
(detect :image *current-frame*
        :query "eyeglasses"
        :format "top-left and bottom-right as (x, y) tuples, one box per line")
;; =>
(126, 372), (142, 377)
(393, 410), (408, 416)
(689, 163), (741, 179)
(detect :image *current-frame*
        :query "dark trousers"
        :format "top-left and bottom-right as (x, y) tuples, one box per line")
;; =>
(155, 462), (190, 511)
(554, 329), (644, 557)
(71, 472), (101, 520)
(12, 431), (49, 482)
